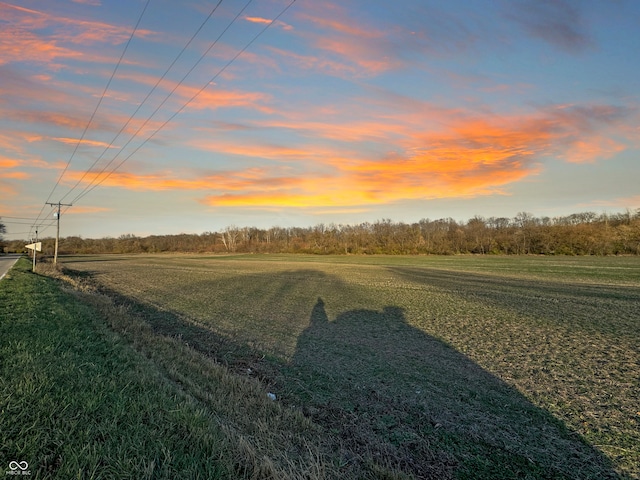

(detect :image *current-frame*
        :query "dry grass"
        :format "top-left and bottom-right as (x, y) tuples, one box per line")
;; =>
(58, 254), (639, 479)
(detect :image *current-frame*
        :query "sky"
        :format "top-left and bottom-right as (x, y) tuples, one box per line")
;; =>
(1, 0), (639, 241)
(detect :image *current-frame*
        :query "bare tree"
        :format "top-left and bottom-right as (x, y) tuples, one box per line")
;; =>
(220, 226), (239, 252)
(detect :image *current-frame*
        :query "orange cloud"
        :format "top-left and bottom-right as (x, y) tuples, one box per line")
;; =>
(564, 137), (625, 164)
(290, 4), (476, 77)
(2, 127), (98, 174)
(6, 110), (91, 131)
(191, 129), (537, 208)
(313, 37), (402, 75)
(0, 133), (68, 172)
(45, 90), (633, 212)
(110, 70), (273, 114)
(199, 152), (535, 208)
(202, 191), (354, 208)
(65, 205), (111, 214)
(0, 171), (30, 180)
(193, 104), (629, 209)
(0, 158), (20, 168)
(62, 171), (204, 191)
(297, 7), (378, 39)
(61, 168), (305, 192)
(244, 16), (272, 25)
(264, 101), (631, 165)
(288, 5), (404, 76)
(0, 2), (153, 67)
(0, 25), (82, 66)
(0, 182), (18, 197)
(189, 138), (328, 162)
(0, 131), (25, 154)
(243, 15), (293, 31)
(50, 137), (119, 149)
(19, 133), (118, 150)
(184, 86), (273, 114)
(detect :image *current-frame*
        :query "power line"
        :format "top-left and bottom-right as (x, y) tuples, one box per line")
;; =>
(27, 205), (62, 242)
(27, 205), (58, 238)
(59, 0), (225, 204)
(46, 0), (152, 203)
(71, 0), (296, 206)
(26, 0), (297, 237)
(1, 220), (56, 226)
(2, 221), (56, 236)
(29, 0), (152, 237)
(69, 0), (257, 205)
(4, 232), (45, 237)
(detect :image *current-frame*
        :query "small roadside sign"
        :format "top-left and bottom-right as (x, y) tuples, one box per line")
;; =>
(25, 242), (42, 252)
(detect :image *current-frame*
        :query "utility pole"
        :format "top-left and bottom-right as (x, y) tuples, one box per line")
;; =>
(46, 202), (72, 264)
(32, 229), (38, 272)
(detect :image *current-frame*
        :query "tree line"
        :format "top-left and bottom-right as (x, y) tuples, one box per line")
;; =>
(3, 210), (640, 256)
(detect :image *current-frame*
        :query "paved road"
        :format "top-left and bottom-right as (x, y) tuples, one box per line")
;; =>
(0, 254), (22, 281)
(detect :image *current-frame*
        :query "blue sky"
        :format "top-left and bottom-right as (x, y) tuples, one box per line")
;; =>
(1, 0), (638, 240)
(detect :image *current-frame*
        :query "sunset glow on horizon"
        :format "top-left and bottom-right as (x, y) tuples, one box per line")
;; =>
(1, 0), (638, 239)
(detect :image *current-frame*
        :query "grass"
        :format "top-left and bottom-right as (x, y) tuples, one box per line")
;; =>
(52, 253), (639, 479)
(0, 258), (334, 479)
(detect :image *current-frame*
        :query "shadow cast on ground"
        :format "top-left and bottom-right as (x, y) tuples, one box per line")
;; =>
(66, 264), (623, 479)
(286, 297), (620, 479)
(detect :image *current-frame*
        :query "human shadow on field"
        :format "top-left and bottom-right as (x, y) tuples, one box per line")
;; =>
(65, 262), (622, 479)
(287, 297), (621, 479)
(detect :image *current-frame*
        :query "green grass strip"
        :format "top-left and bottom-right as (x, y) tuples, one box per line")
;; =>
(0, 258), (230, 479)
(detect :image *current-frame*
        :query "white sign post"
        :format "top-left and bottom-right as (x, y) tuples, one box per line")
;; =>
(25, 242), (42, 272)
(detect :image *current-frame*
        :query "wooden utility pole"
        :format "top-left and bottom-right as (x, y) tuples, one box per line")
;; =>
(32, 229), (37, 272)
(46, 202), (72, 264)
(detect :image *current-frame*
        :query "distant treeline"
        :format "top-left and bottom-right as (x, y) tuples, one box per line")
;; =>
(5, 210), (640, 256)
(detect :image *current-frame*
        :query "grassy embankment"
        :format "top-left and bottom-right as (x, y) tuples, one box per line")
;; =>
(57, 253), (639, 479)
(0, 258), (333, 479)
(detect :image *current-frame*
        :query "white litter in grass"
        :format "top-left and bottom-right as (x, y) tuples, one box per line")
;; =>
(267, 392), (277, 401)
